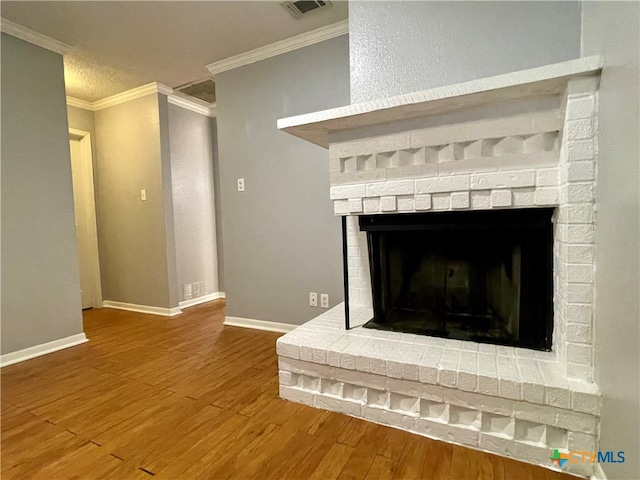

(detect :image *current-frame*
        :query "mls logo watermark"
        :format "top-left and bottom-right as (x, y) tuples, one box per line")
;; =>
(550, 449), (625, 468)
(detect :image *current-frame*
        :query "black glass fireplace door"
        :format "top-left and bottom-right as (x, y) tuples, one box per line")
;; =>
(360, 209), (553, 351)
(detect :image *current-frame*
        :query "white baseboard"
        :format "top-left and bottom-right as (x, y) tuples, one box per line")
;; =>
(178, 291), (225, 309)
(0, 333), (88, 368)
(102, 300), (182, 317)
(224, 316), (296, 333)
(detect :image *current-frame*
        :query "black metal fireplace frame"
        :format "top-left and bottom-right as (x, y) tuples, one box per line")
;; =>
(341, 216), (350, 330)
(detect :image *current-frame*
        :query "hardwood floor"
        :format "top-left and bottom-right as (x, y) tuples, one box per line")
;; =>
(1, 301), (575, 479)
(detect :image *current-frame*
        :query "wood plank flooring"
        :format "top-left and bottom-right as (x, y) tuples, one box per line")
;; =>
(1, 301), (575, 479)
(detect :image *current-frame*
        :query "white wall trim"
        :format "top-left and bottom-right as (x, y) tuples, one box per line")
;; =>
(205, 19), (348, 76)
(168, 92), (217, 117)
(102, 300), (182, 317)
(178, 291), (225, 309)
(0, 333), (88, 368)
(0, 17), (72, 55)
(69, 127), (88, 140)
(67, 96), (96, 111)
(224, 316), (296, 334)
(91, 82), (173, 111)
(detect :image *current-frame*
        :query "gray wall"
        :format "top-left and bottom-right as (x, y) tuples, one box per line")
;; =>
(211, 117), (225, 292)
(216, 35), (349, 324)
(1, 33), (84, 353)
(94, 94), (178, 309)
(582, 3), (640, 478)
(168, 104), (219, 300)
(349, 1), (581, 103)
(158, 97), (180, 309)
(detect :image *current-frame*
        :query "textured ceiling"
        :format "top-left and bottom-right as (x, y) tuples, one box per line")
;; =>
(1, 1), (348, 102)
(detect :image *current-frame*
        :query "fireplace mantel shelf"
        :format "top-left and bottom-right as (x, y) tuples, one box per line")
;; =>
(277, 56), (603, 148)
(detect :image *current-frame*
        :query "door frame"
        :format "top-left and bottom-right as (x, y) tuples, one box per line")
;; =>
(69, 128), (103, 308)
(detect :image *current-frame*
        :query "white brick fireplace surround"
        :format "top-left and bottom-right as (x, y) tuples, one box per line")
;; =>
(277, 57), (603, 477)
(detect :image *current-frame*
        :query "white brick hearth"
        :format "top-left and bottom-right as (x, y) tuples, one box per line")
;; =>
(278, 57), (603, 476)
(277, 305), (600, 476)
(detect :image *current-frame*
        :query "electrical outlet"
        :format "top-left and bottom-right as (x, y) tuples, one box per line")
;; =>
(183, 283), (193, 300)
(237, 178), (245, 192)
(309, 292), (318, 307)
(320, 294), (329, 309)
(141, 189), (146, 201)
(192, 281), (200, 298)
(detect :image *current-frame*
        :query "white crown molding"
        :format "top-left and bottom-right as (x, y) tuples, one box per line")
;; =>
(178, 291), (225, 309)
(66, 96), (96, 112)
(0, 333), (88, 368)
(206, 19), (348, 76)
(67, 83), (174, 111)
(1, 17), (72, 55)
(68, 87), (217, 115)
(168, 92), (217, 117)
(91, 82), (173, 111)
(102, 300), (182, 317)
(224, 316), (296, 334)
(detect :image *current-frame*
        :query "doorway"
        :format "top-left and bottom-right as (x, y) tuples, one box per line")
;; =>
(69, 128), (102, 309)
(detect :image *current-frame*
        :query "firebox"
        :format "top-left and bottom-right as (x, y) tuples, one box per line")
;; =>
(359, 209), (554, 351)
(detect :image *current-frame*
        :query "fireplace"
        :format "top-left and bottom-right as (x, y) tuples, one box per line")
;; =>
(276, 58), (603, 477)
(360, 209), (554, 350)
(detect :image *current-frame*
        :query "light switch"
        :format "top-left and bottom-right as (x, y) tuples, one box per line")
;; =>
(141, 189), (146, 201)
(237, 178), (245, 192)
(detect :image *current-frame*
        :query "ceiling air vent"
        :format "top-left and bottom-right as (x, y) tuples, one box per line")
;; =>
(175, 79), (216, 104)
(281, 0), (333, 18)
